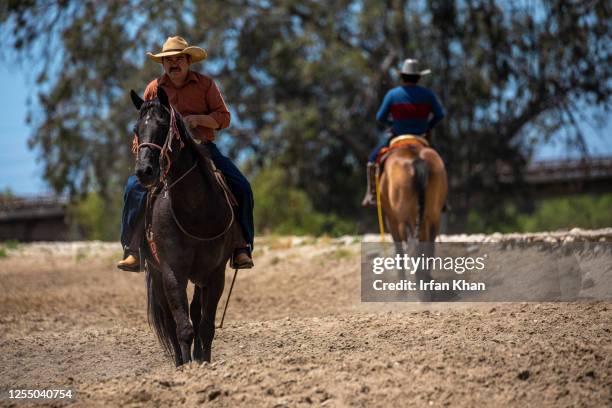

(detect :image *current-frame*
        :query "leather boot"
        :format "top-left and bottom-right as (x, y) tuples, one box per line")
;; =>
(231, 248), (254, 269)
(361, 163), (377, 207)
(117, 253), (140, 272)
(117, 215), (144, 272)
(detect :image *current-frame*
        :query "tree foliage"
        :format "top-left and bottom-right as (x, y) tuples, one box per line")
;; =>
(468, 193), (612, 233)
(1, 0), (610, 231)
(67, 191), (122, 240)
(252, 166), (355, 236)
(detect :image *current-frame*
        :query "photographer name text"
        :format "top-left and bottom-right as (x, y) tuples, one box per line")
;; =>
(373, 279), (485, 291)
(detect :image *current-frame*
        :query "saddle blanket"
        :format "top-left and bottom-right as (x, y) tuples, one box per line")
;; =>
(376, 134), (429, 166)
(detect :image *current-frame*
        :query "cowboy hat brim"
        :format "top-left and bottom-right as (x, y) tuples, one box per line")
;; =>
(147, 46), (207, 63)
(399, 69), (431, 76)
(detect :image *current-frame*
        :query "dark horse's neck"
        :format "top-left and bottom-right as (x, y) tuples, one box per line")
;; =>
(164, 130), (230, 232)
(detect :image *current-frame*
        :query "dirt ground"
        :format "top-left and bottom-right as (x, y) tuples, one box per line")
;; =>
(0, 236), (610, 407)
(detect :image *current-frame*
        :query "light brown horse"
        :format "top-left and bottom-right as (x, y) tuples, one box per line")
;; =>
(380, 140), (447, 244)
(379, 138), (447, 300)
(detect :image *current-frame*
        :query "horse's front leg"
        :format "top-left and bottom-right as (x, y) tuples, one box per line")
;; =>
(190, 286), (204, 362)
(200, 266), (225, 363)
(161, 261), (193, 365)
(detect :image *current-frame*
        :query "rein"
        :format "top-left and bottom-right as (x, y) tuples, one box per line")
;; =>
(136, 103), (235, 242)
(135, 104), (184, 182)
(168, 176), (236, 241)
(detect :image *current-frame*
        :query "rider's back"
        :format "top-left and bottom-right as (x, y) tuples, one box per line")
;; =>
(376, 85), (444, 136)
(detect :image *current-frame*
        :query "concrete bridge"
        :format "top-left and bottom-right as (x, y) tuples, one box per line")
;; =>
(499, 156), (612, 197)
(0, 196), (69, 241)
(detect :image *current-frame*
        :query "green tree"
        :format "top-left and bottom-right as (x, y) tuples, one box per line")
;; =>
(253, 166), (354, 235)
(1, 0), (610, 232)
(515, 194), (612, 232)
(67, 191), (122, 240)
(468, 193), (612, 233)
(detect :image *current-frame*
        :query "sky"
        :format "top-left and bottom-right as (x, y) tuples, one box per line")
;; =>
(0, 66), (51, 196)
(0, 63), (610, 196)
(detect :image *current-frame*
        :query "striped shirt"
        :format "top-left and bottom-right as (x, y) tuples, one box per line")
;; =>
(376, 85), (445, 135)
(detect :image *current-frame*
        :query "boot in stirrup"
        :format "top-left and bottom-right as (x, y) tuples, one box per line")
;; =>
(117, 216), (144, 272)
(231, 249), (254, 269)
(117, 252), (141, 272)
(361, 163), (377, 207)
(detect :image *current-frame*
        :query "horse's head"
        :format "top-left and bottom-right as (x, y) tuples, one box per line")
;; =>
(130, 87), (174, 188)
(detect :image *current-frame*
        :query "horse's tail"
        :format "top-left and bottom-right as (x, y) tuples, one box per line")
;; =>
(412, 157), (428, 240)
(146, 266), (177, 360)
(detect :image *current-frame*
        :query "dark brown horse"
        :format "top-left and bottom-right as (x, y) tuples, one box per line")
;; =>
(130, 88), (241, 366)
(379, 137), (447, 299)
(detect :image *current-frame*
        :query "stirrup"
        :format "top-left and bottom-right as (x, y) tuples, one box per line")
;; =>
(231, 248), (254, 269)
(361, 193), (375, 207)
(362, 163), (377, 207)
(117, 254), (141, 272)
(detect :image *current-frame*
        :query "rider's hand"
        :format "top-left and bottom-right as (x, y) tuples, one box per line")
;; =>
(183, 115), (200, 129)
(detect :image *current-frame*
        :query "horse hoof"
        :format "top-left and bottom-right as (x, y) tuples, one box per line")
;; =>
(193, 349), (204, 363)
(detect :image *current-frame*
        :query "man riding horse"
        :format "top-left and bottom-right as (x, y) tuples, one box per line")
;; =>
(118, 36), (254, 271)
(362, 59), (445, 206)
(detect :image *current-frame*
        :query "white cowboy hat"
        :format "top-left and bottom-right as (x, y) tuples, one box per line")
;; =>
(400, 59), (431, 76)
(147, 36), (207, 64)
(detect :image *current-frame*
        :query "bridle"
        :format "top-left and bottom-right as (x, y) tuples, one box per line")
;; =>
(134, 104), (186, 185)
(134, 102), (235, 242)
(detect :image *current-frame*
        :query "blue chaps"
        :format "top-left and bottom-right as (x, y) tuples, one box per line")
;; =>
(120, 141), (254, 254)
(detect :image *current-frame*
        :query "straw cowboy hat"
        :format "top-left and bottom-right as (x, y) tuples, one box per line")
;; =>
(147, 36), (207, 63)
(400, 59), (431, 76)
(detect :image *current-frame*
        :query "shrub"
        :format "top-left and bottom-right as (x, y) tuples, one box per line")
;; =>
(252, 166), (355, 236)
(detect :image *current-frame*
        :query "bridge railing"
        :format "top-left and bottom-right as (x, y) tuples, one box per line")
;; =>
(498, 156), (612, 185)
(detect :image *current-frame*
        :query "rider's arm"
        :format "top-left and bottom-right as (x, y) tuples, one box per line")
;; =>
(376, 93), (393, 127)
(192, 114), (220, 129)
(187, 80), (230, 131)
(428, 91), (445, 130)
(204, 80), (230, 130)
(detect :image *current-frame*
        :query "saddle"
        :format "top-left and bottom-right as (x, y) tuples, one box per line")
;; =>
(375, 134), (429, 167)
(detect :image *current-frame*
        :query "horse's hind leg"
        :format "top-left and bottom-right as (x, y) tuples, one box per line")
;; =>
(190, 286), (204, 362)
(161, 264), (193, 365)
(388, 217), (412, 280)
(200, 267), (225, 363)
(415, 219), (436, 301)
(386, 215), (406, 253)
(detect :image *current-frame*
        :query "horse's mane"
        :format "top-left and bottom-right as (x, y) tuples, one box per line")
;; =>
(173, 110), (212, 161)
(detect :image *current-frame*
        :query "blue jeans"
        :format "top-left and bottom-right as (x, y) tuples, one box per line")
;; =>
(120, 142), (254, 253)
(120, 174), (147, 254)
(205, 142), (254, 251)
(368, 136), (393, 163)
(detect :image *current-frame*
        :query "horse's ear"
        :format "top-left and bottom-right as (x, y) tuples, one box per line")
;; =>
(130, 90), (144, 110)
(157, 87), (169, 108)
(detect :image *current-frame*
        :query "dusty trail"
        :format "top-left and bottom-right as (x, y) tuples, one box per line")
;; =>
(0, 234), (610, 407)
